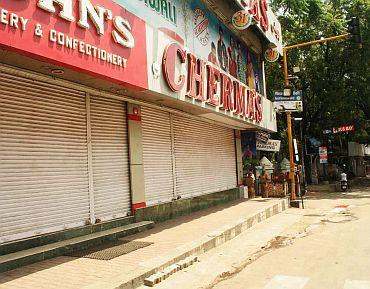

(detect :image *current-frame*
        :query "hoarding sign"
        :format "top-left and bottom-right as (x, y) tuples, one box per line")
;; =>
(319, 146), (328, 164)
(256, 139), (281, 152)
(0, 0), (148, 89)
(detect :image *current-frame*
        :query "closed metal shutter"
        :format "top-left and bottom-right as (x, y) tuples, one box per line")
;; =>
(0, 72), (90, 244)
(173, 115), (237, 199)
(90, 96), (131, 221)
(142, 107), (174, 205)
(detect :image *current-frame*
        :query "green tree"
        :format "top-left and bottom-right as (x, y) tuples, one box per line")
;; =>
(267, 0), (370, 145)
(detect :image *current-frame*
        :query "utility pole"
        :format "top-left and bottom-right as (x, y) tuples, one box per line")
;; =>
(282, 33), (352, 200)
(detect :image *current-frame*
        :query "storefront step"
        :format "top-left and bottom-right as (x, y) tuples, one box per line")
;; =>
(0, 216), (136, 256)
(0, 221), (154, 273)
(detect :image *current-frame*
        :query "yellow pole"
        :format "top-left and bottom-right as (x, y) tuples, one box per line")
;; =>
(285, 33), (350, 50)
(281, 33), (350, 201)
(283, 47), (289, 87)
(286, 112), (296, 200)
(283, 47), (296, 200)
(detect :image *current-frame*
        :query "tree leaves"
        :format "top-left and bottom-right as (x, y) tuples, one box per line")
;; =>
(268, 0), (370, 144)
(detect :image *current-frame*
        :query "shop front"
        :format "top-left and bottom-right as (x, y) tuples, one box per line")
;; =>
(0, 0), (281, 244)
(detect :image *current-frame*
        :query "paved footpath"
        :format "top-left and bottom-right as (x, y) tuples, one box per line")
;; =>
(0, 198), (285, 289)
(140, 187), (370, 289)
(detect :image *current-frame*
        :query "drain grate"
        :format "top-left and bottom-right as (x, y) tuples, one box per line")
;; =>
(65, 239), (153, 260)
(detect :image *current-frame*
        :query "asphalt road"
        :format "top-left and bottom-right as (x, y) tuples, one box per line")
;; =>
(142, 186), (370, 289)
(213, 188), (370, 289)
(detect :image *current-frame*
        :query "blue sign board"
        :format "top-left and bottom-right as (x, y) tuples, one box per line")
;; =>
(274, 90), (302, 101)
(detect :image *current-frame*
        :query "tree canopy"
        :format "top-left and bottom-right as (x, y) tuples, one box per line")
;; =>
(267, 0), (370, 148)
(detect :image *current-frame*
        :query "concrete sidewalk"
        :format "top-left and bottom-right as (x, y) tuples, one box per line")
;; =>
(0, 198), (288, 289)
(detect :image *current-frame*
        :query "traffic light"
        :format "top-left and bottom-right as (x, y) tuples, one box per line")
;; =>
(347, 16), (362, 45)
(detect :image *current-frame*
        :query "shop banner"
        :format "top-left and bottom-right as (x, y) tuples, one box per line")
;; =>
(0, 0), (148, 89)
(319, 146), (328, 164)
(256, 139), (281, 152)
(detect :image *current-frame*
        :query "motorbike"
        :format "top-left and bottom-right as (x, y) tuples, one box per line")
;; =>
(340, 180), (348, 192)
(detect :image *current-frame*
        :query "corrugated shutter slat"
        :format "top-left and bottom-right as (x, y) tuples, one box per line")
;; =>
(142, 107), (174, 205)
(0, 72), (90, 244)
(173, 115), (237, 199)
(90, 97), (131, 221)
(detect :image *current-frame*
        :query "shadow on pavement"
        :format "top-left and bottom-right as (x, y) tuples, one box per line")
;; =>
(0, 197), (276, 284)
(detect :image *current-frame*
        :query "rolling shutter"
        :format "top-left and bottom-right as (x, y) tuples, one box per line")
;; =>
(0, 72), (90, 244)
(90, 96), (131, 221)
(142, 107), (174, 205)
(173, 115), (237, 199)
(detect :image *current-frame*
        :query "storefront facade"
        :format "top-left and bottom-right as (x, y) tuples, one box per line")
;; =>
(0, 0), (282, 244)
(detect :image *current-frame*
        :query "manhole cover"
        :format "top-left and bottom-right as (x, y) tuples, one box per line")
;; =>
(65, 239), (153, 260)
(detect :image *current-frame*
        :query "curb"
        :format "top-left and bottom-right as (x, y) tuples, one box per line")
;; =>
(83, 198), (289, 289)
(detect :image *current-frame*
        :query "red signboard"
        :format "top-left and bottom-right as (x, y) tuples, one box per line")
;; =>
(0, 0), (148, 89)
(333, 125), (355, 134)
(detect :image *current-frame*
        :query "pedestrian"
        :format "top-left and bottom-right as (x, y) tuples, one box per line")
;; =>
(245, 169), (256, 198)
(260, 170), (270, 198)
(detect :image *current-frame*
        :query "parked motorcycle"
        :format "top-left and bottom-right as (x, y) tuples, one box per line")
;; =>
(340, 171), (348, 192)
(340, 180), (348, 192)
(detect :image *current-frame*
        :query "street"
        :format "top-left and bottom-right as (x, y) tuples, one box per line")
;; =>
(141, 186), (370, 289)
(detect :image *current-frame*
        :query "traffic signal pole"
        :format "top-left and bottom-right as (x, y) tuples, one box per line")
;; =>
(282, 33), (350, 200)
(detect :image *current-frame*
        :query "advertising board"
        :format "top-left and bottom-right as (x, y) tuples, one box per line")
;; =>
(256, 139), (281, 152)
(319, 146), (328, 164)
(0, 0), (148, 89)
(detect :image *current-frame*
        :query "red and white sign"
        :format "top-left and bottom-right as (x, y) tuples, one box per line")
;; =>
(333, 125), (355, 134)
(0, 0), (148, 89)
(162, 42), (263, 122)
(319, 146), (328, 164)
